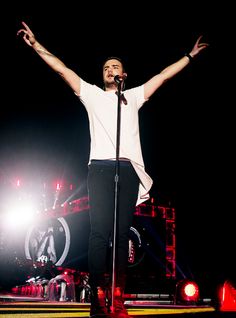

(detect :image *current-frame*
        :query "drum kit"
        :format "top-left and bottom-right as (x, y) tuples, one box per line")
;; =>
(23, 198), (149, 270)
(6, 198), (162, 302)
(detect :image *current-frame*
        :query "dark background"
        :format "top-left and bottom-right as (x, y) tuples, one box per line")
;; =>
(0, 1), (234, 297)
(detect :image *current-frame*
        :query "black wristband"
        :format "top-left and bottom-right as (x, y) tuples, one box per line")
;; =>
(185, 53), (194, 62)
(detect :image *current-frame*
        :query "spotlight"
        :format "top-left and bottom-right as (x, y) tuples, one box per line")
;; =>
(175, 279), (200, 305)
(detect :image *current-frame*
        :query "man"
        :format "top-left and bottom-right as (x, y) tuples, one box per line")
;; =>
(17, 21), (209, 317)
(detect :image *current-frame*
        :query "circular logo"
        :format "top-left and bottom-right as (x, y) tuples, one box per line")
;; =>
(25, 217), (70, 266)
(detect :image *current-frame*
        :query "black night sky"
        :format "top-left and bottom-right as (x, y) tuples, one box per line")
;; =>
(0, 1), (234, 296)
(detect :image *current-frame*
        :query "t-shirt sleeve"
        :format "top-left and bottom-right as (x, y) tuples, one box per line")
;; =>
(132, 84), (148, 110)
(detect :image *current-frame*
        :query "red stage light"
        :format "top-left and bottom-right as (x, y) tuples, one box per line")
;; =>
(175, 279), (200, 304)
(218, 280), (236, 312)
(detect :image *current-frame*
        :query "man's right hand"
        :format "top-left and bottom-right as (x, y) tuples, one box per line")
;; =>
(17, 21), (36, 46)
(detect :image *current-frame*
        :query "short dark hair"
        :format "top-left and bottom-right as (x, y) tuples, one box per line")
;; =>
(103, 56), (126, 72)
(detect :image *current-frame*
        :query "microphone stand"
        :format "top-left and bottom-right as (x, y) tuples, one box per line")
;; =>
(110, 78), (122, 313)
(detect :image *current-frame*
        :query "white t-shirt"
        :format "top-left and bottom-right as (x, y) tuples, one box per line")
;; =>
(77, 78), (153, 206)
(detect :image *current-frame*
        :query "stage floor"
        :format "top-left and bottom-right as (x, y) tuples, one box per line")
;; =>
(0, 295), (235, 318)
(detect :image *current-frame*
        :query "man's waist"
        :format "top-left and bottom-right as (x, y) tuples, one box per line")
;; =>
(90, 158), (131, 166)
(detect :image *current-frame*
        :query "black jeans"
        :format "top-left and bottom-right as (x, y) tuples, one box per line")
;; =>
(87, 160), (139, 289)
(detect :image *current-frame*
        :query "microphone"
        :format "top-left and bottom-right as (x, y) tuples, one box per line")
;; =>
(114, 73), (127, 83)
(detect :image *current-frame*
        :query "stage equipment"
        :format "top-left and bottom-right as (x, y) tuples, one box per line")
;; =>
(174, 279), (200, 305)
(218, 280), (236, 312)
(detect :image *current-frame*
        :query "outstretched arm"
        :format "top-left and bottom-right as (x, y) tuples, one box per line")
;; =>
(17, 21), (82, 96)
(144, 35), (209, 100)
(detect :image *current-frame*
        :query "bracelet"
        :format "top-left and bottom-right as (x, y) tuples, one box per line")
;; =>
(185, 53), (194, 62)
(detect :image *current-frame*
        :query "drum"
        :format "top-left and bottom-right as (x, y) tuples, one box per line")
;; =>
(24, 210), (145, 272)
(24, 211), (90, 271)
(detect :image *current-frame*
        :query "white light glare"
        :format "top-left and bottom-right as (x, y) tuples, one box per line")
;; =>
(3, 202), (35, 229)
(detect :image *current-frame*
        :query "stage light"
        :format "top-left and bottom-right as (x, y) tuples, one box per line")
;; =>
(3, 201), (36, 229)
(175, 279), (200, 304)
(218, 280), (236, 312)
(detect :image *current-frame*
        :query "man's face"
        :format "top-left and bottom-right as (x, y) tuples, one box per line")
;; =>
(103, 59), (123, 86)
